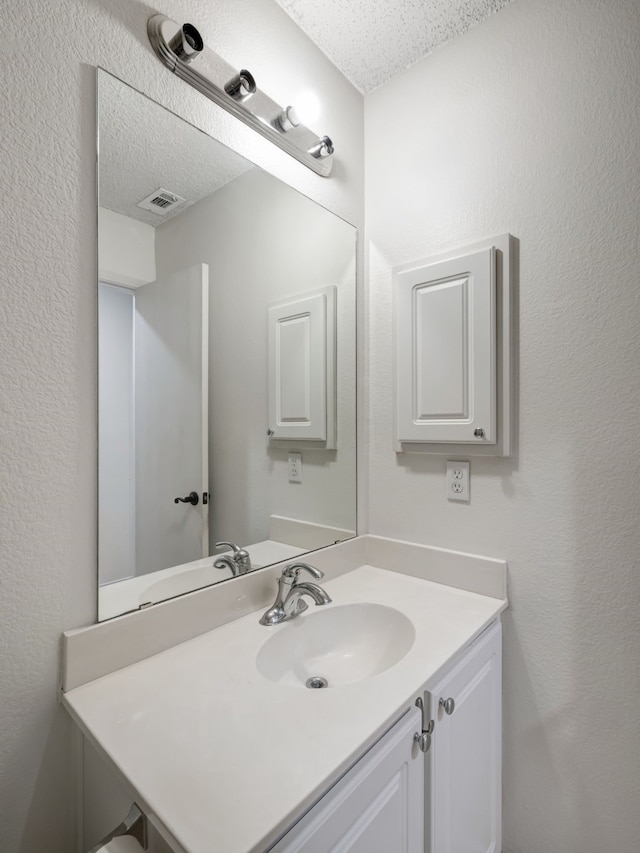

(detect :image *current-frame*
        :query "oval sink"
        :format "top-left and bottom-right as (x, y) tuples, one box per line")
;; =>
(256, 603), (415, 687)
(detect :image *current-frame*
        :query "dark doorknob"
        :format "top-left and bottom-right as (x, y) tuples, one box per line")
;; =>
(174, 491), (199, 506)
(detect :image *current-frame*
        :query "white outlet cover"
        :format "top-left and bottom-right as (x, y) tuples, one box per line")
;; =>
(288, 452), (302, 483)
(446, 460), (470, 502)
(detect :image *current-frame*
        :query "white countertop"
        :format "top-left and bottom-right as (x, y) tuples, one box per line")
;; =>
(64, 565), (506, 853)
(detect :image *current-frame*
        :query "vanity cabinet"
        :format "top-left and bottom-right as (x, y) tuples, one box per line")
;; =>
(425, 620), (502, 853)
(269, 706), (424, 852)
(269, 621), (502, 853)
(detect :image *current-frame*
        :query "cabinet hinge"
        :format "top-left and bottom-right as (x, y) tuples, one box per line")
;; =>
(414, 696), (435, 753)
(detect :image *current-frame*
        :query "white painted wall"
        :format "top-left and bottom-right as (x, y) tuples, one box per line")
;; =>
(365, 1), (640, 850)
(98, 207), (156, 287)
(155, 168), (356, 550)
(98, 284), (136, 583)
(0, 1), (363, 849)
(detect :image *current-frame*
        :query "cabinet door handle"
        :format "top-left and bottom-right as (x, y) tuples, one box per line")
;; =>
(440, 697), (456, 715)
(414, 696), (435, 752)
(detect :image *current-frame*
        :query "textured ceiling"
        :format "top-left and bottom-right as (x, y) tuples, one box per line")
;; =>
(274, 0), (513, 93)
(98, 71), (252, 226)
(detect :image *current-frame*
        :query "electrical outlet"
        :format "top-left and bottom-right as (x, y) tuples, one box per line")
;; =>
(288, 452), (302, 483)
(446, 460), (470, 502)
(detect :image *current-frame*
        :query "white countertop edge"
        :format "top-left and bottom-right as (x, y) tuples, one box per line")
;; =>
(63, 566), (507, 853)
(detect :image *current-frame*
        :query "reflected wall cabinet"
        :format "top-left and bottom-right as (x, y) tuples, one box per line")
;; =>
(268, 286), (336, 448)
(394, 235), (513, 456)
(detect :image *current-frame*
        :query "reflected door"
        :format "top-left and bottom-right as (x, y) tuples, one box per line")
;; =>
(134, 263), (209, 575)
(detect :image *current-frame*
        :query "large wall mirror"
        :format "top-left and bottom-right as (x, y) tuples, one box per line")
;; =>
(97, 70), (357, 620)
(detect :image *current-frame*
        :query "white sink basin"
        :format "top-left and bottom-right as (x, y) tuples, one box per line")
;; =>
(256, 603), (415, 687)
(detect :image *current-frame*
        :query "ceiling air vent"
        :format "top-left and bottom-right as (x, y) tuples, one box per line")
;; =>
(137, 188), (187, 215)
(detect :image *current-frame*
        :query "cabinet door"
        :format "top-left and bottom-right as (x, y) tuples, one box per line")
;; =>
(267, 286), (336, 445)
(394, 247), (496, 445)
(269, 707), (423, 853)
(427, 621), (502, 853)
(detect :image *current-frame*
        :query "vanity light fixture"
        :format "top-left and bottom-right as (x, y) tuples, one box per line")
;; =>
(147, 15), (335, 177)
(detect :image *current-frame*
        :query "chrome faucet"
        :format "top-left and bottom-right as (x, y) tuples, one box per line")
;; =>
(214, 541), (252, 576)
(259, 563), (331, 626)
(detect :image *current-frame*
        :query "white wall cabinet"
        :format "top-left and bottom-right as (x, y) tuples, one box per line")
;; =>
(426, 620), (502, 853)
(268, 286), (336, 448)
(269, 706), (424, 853)
(394, 235), (512, 456)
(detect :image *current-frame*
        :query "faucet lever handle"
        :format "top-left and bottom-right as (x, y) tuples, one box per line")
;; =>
(282, 562), (323, 582)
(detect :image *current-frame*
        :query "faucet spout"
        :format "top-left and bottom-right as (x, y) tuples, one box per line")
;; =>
(291, 581), (331, 606)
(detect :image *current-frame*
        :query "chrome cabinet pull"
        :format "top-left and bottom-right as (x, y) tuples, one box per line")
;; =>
(414, 696), (435, 753)
(440, 697), (456, 715)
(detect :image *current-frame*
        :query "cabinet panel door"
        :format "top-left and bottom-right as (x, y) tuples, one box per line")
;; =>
(427, 622), (502, 853)
(270, 707), (423, 853)
(395, 247), (496, 444)
(268, 287), (336, 444)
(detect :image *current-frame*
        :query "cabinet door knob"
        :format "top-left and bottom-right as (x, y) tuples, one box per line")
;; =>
(414, 731), (432, 753)
(440, 697), (456, 715)
(474, 428), (485, 438)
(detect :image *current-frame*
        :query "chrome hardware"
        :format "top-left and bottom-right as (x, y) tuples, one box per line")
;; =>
(167, 22), (203, 63)
(306, 675), (329, 689)
(266, 428), (275, 436)
(147, 15), (335, 177)
(474, 427), (485, 438)
(440, 697), (456, 715)
(259, 562), (331, 625)
(224, 69), (256, 101)
(308, 135), (335, 159)
(214, 541), (252, 576)
(414, 731), (432, 752)
(174, 491), (199, 505)
(414, 697), (435, 753)
(88, 803), (148, 852)
(282, 562), (324, 581)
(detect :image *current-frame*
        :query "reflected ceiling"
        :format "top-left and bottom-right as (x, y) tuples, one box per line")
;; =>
(98, 73), (252, 226)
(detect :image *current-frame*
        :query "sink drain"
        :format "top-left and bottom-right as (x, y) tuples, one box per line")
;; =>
(306, 676), (329, 689)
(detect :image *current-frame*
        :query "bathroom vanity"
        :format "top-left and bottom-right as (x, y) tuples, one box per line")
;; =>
(62, 536), (506, 853)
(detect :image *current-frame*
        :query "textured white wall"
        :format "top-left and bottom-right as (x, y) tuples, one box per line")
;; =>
(0, 1), (362, 850)
(365, 0), (640, 850)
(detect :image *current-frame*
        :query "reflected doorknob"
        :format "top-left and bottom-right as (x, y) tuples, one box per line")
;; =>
(174, 491), (199, 505)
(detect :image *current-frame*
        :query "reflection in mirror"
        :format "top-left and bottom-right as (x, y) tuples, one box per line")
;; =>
(97, 70), (357, 620)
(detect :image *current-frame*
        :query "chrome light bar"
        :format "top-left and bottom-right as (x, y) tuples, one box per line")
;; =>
(147, 15), (335, 177)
